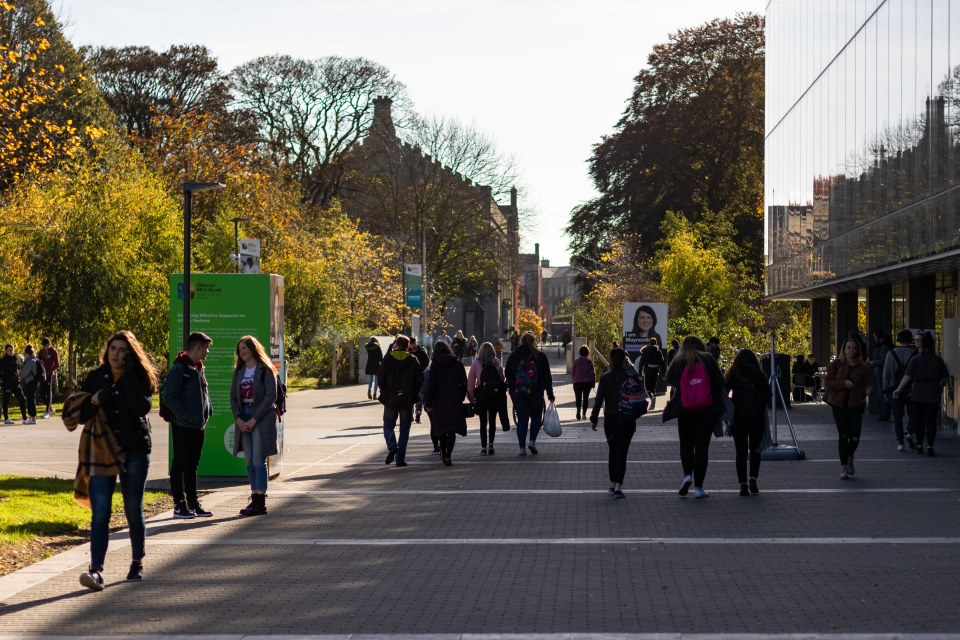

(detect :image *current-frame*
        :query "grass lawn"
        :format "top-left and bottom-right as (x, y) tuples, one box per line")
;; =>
(0, 475), (169, 575)
(285, 375), (319, 392)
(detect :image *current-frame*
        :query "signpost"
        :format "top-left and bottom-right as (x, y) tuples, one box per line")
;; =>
(405, 263), (423, 309)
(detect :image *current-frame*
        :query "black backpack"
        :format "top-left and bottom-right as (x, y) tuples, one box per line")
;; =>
(30, 360), (46, 385)
(887, 349), (916, 399)
(157, 376), (174, 422)
(261, 368), (287, 417)
(475, 362), (504, 404)
(731, 375), (762, 419)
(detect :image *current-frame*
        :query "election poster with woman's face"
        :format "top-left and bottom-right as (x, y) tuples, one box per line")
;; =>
(622, 303), (668, 355)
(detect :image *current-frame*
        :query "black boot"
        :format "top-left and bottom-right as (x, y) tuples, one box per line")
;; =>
(239, 494), (267, 516)
(239, 494), (256, 516)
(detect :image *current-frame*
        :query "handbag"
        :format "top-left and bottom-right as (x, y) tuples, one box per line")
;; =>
(661, 393), (680, 422)
(542, 401), (562, 437)
(462, 402), (476, 418)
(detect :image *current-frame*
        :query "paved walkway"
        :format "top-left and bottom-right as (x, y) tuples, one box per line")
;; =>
(0, 349), (958, 638)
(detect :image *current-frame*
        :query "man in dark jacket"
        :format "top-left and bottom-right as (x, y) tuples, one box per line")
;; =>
(638, 338), (665, 410)
(162, 332), (213, 518)
(364, 337), (384, 400)
(377, 335), (423, 467)
(408, 337), (429, 423)
(505, 332), (555, 456)
(1, 344), (27, 425)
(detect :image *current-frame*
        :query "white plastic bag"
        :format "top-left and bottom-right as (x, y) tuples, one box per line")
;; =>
(542, 401), (562, 437)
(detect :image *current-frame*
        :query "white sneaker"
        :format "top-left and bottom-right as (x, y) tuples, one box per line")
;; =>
(3, 419), (13, 425)
(41, 412), (51, 419)
(21, 419), (29, 425)
(896, 443), (905, 451)
(694, 488), (710, 498)
(846, 457), (855, 476)
(840, 465), (849, 480)
(518, 448), (527, 456)
(24, 418), (36, 425)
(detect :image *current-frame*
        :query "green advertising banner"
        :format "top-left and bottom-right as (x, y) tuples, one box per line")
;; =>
(404, 263), (422, 309)
(169, 273), (285, 477)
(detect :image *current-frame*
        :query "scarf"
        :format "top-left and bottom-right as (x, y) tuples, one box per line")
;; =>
(62, 392), (126, 509)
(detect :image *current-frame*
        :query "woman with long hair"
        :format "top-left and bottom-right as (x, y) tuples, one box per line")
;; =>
(892, 331), (949, 456)
(724, 348), (771, 495)
(467, 341), (506, 455)
(452, 330), (467, 362)
(74, 330), (158, 590)
(364, 336), (383, 400)
(424, 340), (468, 465)
(571, 345), (596, 421)
(664, 336), (725, 498)
(824, 337), (873, 479)
(229, 335), (278, 515)
(505, 332), (555, 456)
(589, 348), (640, 498)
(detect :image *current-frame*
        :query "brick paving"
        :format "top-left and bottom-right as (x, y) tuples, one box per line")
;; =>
(0, 349), (958, 637)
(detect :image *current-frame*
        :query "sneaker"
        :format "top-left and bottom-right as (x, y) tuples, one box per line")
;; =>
(24, 417), (36, 425)
(189, 501), (213, 517)
(385, 446), (398, 465)
(576, 412), (581, 421)
(608, 486), (616, 496)
(896, 443), (905, 451)
(367, 389), (372, 400)
(80, 569), (104, 591)
(613, 489), (625, 499)
(126, 561), (143, 581)
(694, 488), (710, 499)
(528, 443), (538, 455)
(749, 478), (759, 495)
(927, 447), (936, 457)
(917, 445), (926, 455)
(173, 502), (196, 519)
(518, 448), (527, 456)
(480, 448), (487, 456)
(679, 475), (692, 496)
(840, 465), (849, 480)
(488, 445), (494, 455)
(2, 419), (12, 425)
(906, 433), (917, 450)
(415, 411), (422, 424)
(739, 483), (749, 496)
(40, 412), (50, 419)
(846, 456), (855, 476)
(21, 419), (29, 425)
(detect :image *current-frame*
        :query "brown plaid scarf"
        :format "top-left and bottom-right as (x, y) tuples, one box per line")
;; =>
(62, 392), (126, 509)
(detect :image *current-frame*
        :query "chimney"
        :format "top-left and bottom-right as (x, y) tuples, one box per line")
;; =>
(535, 243), (539, 261)
(510, 187), (517, 209)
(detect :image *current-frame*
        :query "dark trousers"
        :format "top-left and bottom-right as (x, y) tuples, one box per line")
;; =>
(831, 405), (863, 465)
(23, 380), (39, 418)
(513, 393), (544, 446)
(643, 371), (660, 396)
(910, 401), (939, 448)
(677, 413), (714, 487)
(603, 413), (636, 484)
(170, 425), (205, 504)
(439, 432), (457, 457)
(477, 401), (497, 448)
(39, 374), (53, 412)
(498, 392), (510, 430)
(1, 386), (26, 420)
(573, 382), (592, 415)
(891, 396), (910, 443)
(731, 414), (764, 483)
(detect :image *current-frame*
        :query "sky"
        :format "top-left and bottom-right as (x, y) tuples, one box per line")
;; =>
(56, 0), (764, 265)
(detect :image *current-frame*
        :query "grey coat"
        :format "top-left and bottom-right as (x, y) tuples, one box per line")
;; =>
(229, 363), (279, 457)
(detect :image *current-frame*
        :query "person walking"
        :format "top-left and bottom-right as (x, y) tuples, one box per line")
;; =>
(589, 348), (642, 498)
(377, 335), (423, 467)
(452, 330), (467, 362)
(824, 337), (873, 479)
(68, 330), (157, 590)
(163, 332), (214, 519)
(408, 336), (429, 424)
(364, 337), (384, 400)
(229, 335), (279, 516)
(437, 330), (453, 347)
(892, 331), (949, 457)
(18, 345), (45, 425)
(638, 337), (665, 410)
(1, 344), (27, 425)
(868, 330), (892, 420)
(664, 336), (725, 498)
(424, 341), (467, 465)
(883, 329), (918, 451)
(37, 337), (59, 418)
(571, 345), (596, 421)
(467, 335), (479, 364)
(468, 342), (506, 455)
(505, 332), (554, 456)
(724, 348), (771, 496)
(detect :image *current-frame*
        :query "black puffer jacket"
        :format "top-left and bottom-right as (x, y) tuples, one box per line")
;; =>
(80, 364), (153, 453)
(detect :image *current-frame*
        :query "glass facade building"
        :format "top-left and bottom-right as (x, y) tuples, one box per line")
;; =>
(765, 0), (959, 425)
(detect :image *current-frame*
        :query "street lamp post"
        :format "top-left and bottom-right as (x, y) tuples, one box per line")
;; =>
(230, 216), (251, 273)
(422, 226), (436, 346)
(182, 181), (226, 350)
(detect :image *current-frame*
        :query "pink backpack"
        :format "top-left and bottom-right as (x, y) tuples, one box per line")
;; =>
(680, 359), (712, 410)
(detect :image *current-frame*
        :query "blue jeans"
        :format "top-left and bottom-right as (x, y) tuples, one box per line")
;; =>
(512, 392), (544, 447)
(241, 404), (268, 493)
(88, 451), (150, 570)
(383, 405), (413, 456)
(367, 374), (378, 394)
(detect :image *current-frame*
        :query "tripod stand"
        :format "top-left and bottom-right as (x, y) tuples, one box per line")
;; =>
(762, 332), (806, 461)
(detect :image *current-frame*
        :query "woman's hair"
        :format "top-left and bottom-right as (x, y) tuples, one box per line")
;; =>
(919, 331), (935, 352)
(477, 342), (496, 363)
(520, 331), (538, 350)
(24, 344), (34, 356)
(432, 340), (452, 357)
(101, 330), (159, 394)
(579, 345), (590, 357)
(632, 305), (658, 334)
(676, 335), (706, 365)
(725, 348), (761, 384)
(455, 330), (464, 339)
(609, 347), (626, 370)
(469, 335), (476, 341)
(368, 336), (377, 344)
(234, 335), (275, 372)
(839, 337), (864, 363)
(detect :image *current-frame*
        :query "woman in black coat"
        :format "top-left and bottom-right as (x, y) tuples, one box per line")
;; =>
(725, 349), (771, 495)
(76, 330), (158, 590)
(365, 337), (384, 400)
(424, 341), (467, 466)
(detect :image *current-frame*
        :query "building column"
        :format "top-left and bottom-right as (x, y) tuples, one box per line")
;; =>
(811, 297), (832, 365)
(867, 284), (893, 414)
(836, 290), (859, 352)
(908, 275), (936, 332)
